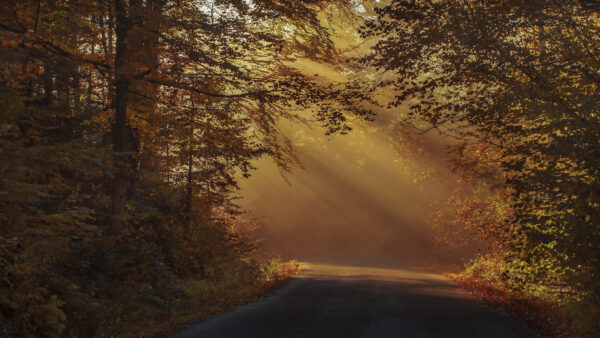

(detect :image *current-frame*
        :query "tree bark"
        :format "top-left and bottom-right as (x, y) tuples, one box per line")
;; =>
(137, 0), (163, 172)
(185, 96), (195, 230)
(111, 0), (136, 235)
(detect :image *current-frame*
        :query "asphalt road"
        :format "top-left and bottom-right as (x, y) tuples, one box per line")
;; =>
(169, 259), (533, 338)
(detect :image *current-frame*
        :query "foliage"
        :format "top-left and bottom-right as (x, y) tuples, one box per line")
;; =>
(454, 274), (574, 337)
(361, 0), (600, 334)
(0, 0), (365, 336)
(429, 180), (513, 263)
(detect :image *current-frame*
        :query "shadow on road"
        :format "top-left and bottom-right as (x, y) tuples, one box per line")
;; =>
(169, 261), (534, 338)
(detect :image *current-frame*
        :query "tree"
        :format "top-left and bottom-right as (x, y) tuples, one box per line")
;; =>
(360, 0), (600, 331)
(103, 0), (375, 232)
(0, 0), (374, 335)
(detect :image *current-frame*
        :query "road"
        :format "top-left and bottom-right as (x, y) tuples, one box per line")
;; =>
(169, 259), (534, 338)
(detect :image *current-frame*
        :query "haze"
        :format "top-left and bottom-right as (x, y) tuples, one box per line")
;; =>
(238, 105), (461, 265)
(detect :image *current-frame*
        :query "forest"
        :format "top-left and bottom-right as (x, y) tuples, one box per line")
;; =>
(0, 0), (598, 337)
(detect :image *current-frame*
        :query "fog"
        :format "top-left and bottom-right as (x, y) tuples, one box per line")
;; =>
(236, 9), (464, 266)
(237, 104), (461, 265)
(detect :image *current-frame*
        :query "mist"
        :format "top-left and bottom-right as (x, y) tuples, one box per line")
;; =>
(233, 6), (471, 267)
(237, 107), (460, 266)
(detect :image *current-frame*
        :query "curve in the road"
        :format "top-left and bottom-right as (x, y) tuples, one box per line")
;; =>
(168, 261), (534, 338)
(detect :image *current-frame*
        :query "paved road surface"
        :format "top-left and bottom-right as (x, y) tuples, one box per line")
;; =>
(169, 260), (533, 338)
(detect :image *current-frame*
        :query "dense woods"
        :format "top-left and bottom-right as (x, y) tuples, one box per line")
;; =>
(361, 0), (599, 334)
(0, 0), (370, 336)
(2, 0), (599, 336)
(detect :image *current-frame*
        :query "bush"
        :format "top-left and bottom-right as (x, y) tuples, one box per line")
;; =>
(462, 254), (508, 286)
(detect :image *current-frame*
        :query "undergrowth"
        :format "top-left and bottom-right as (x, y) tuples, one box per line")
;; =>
(0, 231), (299, 338)
(454, 255), (599, 337)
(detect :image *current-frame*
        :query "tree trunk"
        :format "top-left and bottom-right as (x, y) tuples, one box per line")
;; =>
(185, 98), (195, 230)
(137, 0), (163, 172)
(187, 147), (193, 219)
(111, 0), (136, 235)
(87, 43), (94, 110)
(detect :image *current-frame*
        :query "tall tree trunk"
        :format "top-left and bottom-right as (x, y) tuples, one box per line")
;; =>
(185, 98), (195, 230)
(111, 0), (136, 234)
(87, 44), (94, 110)
(186, 146), (193, 222)
(137, 0), (163, 172)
